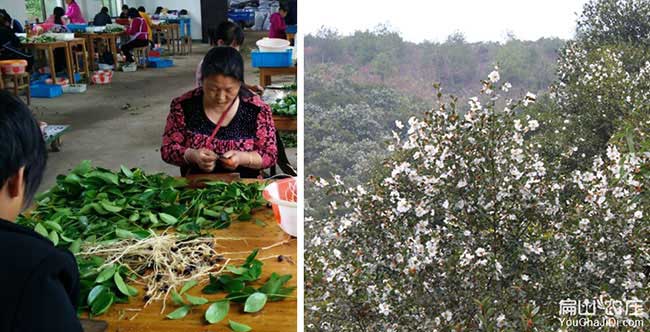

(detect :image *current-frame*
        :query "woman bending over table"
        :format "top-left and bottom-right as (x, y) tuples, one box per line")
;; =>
(161, 47), (277, 178)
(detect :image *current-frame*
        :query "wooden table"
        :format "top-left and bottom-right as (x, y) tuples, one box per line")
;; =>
(24, 40), (73, 84)
(259, 66), (297, 87)
(273, 115), (297, 131)
(66, 38), (90, 84)
(76, 32), (121, 71)
(153, 24), (180, 55)
(84, 175), (298, 332)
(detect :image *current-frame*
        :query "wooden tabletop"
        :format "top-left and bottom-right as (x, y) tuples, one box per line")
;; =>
(83, 175), (297, 332)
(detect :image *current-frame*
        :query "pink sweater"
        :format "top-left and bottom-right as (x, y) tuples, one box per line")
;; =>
(65, 1), (86, 23)
(268, 13), (286, 39)
(127, 18), (149, 40)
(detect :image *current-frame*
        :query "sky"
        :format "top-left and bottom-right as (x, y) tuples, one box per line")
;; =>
(303, 0), (588, 43)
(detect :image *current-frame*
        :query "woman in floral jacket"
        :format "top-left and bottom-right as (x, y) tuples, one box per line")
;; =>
(161, 46), (277, 178)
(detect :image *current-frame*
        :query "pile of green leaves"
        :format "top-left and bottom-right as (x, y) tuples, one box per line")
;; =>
(104, 24), (126, 33)
(17, 161), (269, 316)
(165, 249), (295, 328)
(270, 95), (297, 116)
(18, 160), (267, 247)
(28, 35), (57, 43)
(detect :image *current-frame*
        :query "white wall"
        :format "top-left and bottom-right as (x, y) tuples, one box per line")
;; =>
(0, 0), (28, 25)
(78, 0), (102, 21)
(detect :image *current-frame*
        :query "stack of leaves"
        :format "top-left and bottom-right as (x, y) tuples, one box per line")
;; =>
(270, 95), (297, 117)
(18, 160), (267, 250)
(165, 249), (295, 329)
(104, 24), (126, 33)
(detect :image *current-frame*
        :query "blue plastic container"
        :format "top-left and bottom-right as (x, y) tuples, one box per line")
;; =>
(31, 84), (63, 98)
(67, 23), (88, 32)
(251, 49), (293, 68)
(148, 58), (174, 68)
(286, 25), (297, 34)
(228, 9), (255, 24)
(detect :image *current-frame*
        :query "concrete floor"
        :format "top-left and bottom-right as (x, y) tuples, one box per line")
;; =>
(33, 32), (296, 192)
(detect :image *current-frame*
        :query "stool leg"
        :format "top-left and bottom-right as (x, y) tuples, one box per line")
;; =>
(26, 76), (31, 105)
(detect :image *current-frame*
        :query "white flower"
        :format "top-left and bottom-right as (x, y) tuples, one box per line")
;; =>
(395, 120), (404, 129)
(378, 302), (391, 316)
(521, 274), (530, 282)
(523, 92), (536, 106)
(519, 254), (528, 262)
(457, 178), (467, 188)
(495, 261), (503, 274)
(496, 314), (506, 328)
(579, 218), (590, 230)
(488, 70), (500, 83)
(502, 82), (512, 92)
(442, 310), (453, 322)
(634, 211), (643, 219)
(333, 249), (341, 259)
(528, 119), (539, 131)
(475, 247), (487, 257)
(396, 198), (411, 213)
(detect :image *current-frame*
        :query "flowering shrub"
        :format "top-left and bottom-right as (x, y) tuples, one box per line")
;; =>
(305, 71), (649, 331)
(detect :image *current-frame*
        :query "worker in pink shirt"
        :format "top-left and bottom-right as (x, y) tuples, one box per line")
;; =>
(268, 4), (287, 39)
(64, 0), (86, 24)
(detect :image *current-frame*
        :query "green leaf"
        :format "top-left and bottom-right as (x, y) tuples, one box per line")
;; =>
(244, 292), (267, 313)
(43, 220), (63, 232)
(205, 300), (229, 324)
(114, 272), (138, 297)
(120, 165), (134, 178)
(129, 212), (140, 222)
(34, 223), (48, 238)
(115, 228), (136, 239)
(158, 212), (178, 225)
(95, 264), (117, 283)
(203, 209), (220, 217)
(72, 160), (92, 175)
(185, 293), (209, 306)
(244, 249), (259, 266)
(171, 289), (186, 306)
(180, 280), (198, 294)
(229, 320), (252, 332)
(148, 212), (159, 225)
(226, 266), (248, 275)
(100, 200), (123, 213)
(88, 171), (119, 185)
(166, 305), (191, 320)
(69, 239), (82, 254)
(48, 230), (59, 246)
(87, 285), (107, 304)
(90, 288), (114, 315)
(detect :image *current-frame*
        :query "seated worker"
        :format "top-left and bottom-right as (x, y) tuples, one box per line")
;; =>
(137, 6), (154, 46)
(0, 91), (83, 332)
(162, 47), (278, 178)
(121, 8), (149, 70)
(92, 6), (112, 26)
(269, 4), (288, 39)
(0, 9), (24, 33)
(196, 21), (263, 94)
(119, 4), (129, 19)
(0, 15), (33, 70)
(64, 0), (86, 24)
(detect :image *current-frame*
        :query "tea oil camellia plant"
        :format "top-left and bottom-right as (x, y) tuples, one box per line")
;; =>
(305, 68), (649, 330)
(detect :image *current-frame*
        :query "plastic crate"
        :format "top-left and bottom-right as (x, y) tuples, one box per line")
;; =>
(62, 84), (87, 93)
(148, 58), (174, 68)
(31, 84), (63, 98)
(251, 49), (293, 68)
(67, 23), (88, 32)
(286, 25), (297, 34)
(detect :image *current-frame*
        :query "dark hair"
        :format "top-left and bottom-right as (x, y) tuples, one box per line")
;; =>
(209, 21), (244, 47)
(0, 91), (47, 208)
(122, 4), (129, 11)
(279, 4), (288, 12)
(179, 9), (188, 15)
(101, 6), (109, 13)
(155, 6), (163, 14)
(138, 6), (145, 12)
(0, 9), (11, 21)
(201, 46), (245, 84)
(0, 15), (7, 27)
(127, 7), (140, 18)
(53, 7), (65, 25)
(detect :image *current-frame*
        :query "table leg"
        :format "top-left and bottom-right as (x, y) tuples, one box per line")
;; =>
(82, 42), (89, 83)
(259, 71), (265, 87)
(64, 45), (74, 84)
(87, 37), (96, 71)
(47, 47), (57, 82)
(110, 37), (119, 70)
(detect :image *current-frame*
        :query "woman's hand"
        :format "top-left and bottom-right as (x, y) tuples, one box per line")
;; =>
(220, 150), (243, 170)
(185, 148), (217, 172)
